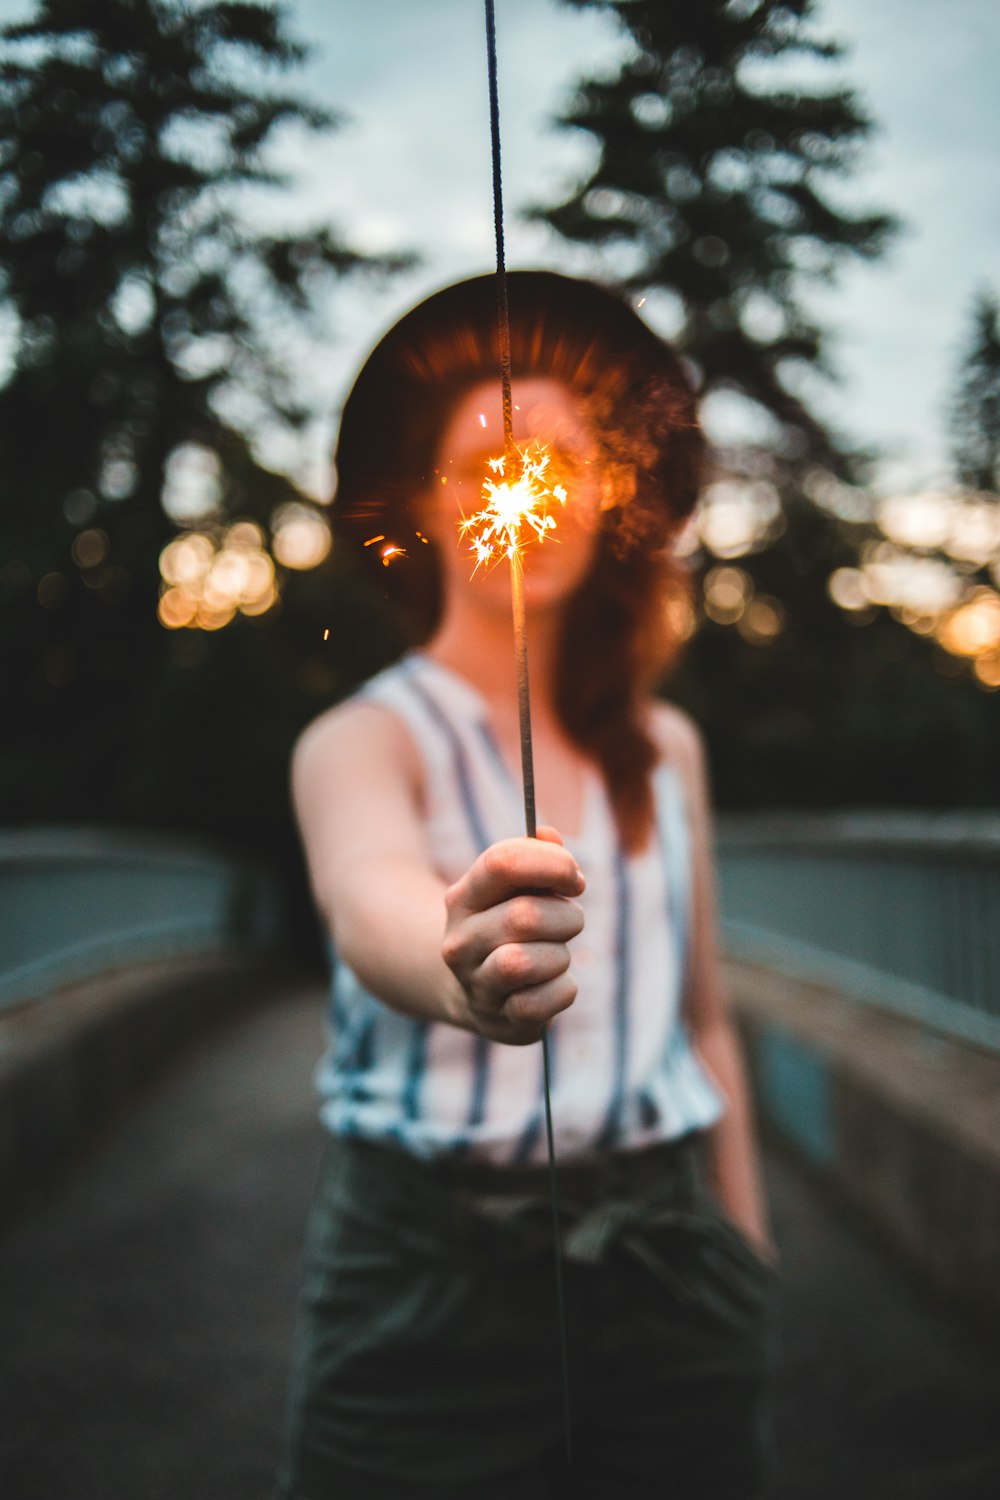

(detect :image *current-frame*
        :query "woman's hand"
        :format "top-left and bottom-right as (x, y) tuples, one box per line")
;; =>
(442, 826), (585, 1045)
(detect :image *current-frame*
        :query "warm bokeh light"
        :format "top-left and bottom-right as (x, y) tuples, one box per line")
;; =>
(271, 502), (332, 570)
(877, 492), (953, 551)
(196, 599), (237, 631)
(739, 595), (786, 644)
(944, 497), (1000, 566)
(858, 542), (963, 615)
(828, 567), (869, 612)
(937, 589), (1000, 658)
(703, 564), (751, 624)
(227, 520), (265, 549)
(159, 532), (214, 588)
(974, 654), (1000, 689)
(697, 479), (781, 560)
(846, 486), (1000, 686)
(157, 585), (198, 629)
(157, 521), (280, 630)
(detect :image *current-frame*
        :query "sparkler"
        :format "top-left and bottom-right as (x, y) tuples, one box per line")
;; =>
(481, 0), (573, 1464)
(458, 442), (567, 835)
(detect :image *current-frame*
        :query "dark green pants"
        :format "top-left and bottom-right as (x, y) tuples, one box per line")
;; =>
(279, 1132), (776, 1499)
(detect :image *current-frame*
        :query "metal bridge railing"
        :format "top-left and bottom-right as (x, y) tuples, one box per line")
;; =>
(716, 811), (1000, 1055)
(0, 827), (282, 1013)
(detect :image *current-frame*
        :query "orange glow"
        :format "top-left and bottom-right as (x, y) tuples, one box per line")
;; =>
(458, 441), (567, 573)
(974, 654), (1000, 689)
(158, 587), (197, 629)
(381, 544), (407, 567)
(157, 522), (279, 631)
(937, 590), (1000, 657)
(739, 596), (786, 643)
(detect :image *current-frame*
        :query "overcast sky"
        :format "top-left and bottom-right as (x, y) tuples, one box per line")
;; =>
(272, 0), (999, 501)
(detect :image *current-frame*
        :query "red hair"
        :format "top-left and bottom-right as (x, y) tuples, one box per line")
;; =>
(334, 272), (704, 851)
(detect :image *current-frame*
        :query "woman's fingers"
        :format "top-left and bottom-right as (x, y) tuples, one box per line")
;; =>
(447, 890), (585, 969)
(534, 824), (564, 846)
(448, 837), (584, 920)
(442, 835), (586, 1043)
(472, 970), (579, 1046)
(477, 939), (572, 1002)
(503, 971), (578, 1029)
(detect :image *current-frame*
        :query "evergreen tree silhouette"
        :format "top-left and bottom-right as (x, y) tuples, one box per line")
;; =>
(535, 0), (896, 471)
(0, 0), (408, 835)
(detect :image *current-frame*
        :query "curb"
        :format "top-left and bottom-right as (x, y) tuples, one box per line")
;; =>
(727, 955), (1000, 1325)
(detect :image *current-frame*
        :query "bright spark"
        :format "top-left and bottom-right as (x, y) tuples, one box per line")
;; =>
(458, 442), (568, 574)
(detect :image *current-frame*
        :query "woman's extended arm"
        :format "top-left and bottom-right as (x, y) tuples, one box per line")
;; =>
(653, 705), (775, 1263)
(290, 700), (585, 1045)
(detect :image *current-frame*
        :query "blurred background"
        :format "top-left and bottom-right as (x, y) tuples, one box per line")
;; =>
(1, 2), (999, 1497)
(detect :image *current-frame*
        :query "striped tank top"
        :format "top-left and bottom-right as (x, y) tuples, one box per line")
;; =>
(315, 652), (723, 1165)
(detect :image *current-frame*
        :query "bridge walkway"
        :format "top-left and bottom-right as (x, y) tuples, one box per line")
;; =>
(2, 981), (999, 1499)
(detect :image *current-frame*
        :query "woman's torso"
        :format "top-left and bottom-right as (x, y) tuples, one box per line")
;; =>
(314, 652), (723, 1164)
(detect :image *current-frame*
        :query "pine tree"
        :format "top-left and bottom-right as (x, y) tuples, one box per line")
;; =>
(530, 2), (1000, 808)
(0, 0), (406, 829)
(536, 0), (896, 470)
(950, 289), (1000, 493)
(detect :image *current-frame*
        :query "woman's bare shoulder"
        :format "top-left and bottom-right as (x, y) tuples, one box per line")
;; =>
(291, 693), (422, 798)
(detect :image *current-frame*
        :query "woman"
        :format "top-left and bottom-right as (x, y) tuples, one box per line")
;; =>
(280, 271), (776, 1499)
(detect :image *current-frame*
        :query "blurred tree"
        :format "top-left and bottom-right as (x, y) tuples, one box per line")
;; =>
(537, 0), (896, 470)
(538, 0), (1000, 808)
(0, 0), (407, 861)
(950, 288), (1000, 493)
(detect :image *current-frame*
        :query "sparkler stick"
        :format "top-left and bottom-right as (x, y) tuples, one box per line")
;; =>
(482, 0), (573, 1466)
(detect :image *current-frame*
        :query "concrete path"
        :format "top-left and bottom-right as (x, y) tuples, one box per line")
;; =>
(2, 984), (999, 1499)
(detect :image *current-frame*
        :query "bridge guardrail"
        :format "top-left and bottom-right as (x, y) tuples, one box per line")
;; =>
(0, 826), (282, 1013)
(716, 810), (1000, 1055)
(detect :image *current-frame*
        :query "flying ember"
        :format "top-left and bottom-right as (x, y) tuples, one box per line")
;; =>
(458, 443), (567, 572)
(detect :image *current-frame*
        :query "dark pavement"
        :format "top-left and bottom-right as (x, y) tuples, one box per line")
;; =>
(2, 983), (1000, 1499)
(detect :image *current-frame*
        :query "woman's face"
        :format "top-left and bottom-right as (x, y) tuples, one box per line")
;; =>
(422, 376), (603, 617)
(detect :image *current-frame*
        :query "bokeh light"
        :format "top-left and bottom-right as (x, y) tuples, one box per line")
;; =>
(739, 595), (786, 644)
(937, 589), (1000, 659)
(704, 565), (752, 624)
(157, 521), (279, 630)
(272, 502), (332, 570)
(697, 480), (781, 559)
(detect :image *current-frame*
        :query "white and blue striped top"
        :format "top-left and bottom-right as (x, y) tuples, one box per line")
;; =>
(315, 652), (724, 1164)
